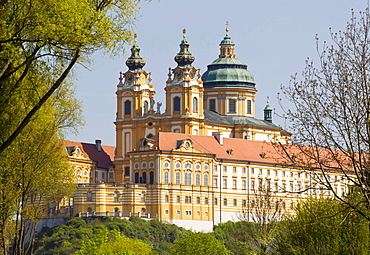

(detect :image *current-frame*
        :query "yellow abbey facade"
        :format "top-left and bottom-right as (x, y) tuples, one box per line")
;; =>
(55, 29), (350, 231)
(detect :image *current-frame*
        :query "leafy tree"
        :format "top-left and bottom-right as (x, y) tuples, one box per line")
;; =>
(279, 6), (370, 220)
(275, 195), (370, 254)
(0, 80), (79, 254)
(170, 232), (231, 255)
(75, 229), (155, 255)
(213, 221), (258, 255)
(0, 0), (145, 153)
(34, 217), (189, 255)
(237, 180), (285, 254)
(0, 0), (146, 253)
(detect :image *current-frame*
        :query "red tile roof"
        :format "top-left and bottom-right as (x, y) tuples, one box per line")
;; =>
(152, 132), (354, 171)
(63, 140), (115, 169)
(152, 132), (287, 164)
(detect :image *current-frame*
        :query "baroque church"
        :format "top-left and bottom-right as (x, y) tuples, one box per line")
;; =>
(58, 28), (348, 231)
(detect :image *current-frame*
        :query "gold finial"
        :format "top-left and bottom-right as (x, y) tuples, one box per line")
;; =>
(267, 96), (270, 104)
(226, 21), (229, 36)
(134, 33), (137, 45)
(182, 29), (186, 39)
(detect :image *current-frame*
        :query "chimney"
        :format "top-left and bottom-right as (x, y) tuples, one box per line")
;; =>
(212, 132), (223, 145)
(95, 139), (102, 152)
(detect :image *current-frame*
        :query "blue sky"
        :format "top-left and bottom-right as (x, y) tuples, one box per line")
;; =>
(67, 0), (368, 146)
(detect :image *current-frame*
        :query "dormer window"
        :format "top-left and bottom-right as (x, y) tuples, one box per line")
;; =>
(226, 149), (233, 155)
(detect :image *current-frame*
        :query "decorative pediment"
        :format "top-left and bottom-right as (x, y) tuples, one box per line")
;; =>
(67, 146), (89, 160)
(137, 137), (156, 151)
(123, 91), (133, 97)
(171, 87), (182, 93)
(175, 139), (198, 152)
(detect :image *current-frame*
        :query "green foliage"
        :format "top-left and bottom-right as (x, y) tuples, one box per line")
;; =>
(213, 221), (258, 255)
(170, 232), (232, 255)
(0, 0), (146, 253)
(34, 217), (190, 255)
(275, 197), (370, 255)
(76, 229), (155, 255)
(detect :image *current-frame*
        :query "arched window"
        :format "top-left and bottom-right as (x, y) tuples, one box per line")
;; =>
(185, 172), (192, 186)
(229, 99), (236, 113)
(147, 133), (153, 139)
(204, 174), (209, 186)
(174, 97), (180, 111)
(125, 167), (130, 176)
(144, 101), (149, 114)
(209, 99), (216, 111)
(150, 171), (154, 184)
(247, 100), (252, 114)
(142, 172), (147, 184)
(124, 100), (131, 115)
(196, 173), (200, 186)
(114, 191), (119, 202)
(164, 171), (169, 184)
(87, 191), (92, 202)
(134, 172), (139, 183)
(176, 172), (180, 185)
(193, 97), (198, 112)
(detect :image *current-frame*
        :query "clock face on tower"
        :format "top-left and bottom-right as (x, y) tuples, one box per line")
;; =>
(126, 73), (134, 83)
(175, 69), (183, 80)
(189, 70), (195, 79)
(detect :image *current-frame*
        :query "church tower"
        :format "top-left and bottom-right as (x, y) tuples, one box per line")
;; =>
(164, 29), (204, 135)
(202, 25), (257, 117)
(114, 35), (155, 183)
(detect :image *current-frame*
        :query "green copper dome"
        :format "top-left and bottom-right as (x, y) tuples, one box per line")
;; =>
(220, 35), (234, 45)
(202, 58), (256, 90)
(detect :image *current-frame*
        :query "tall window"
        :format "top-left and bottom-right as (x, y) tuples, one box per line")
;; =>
(193, 97), (198, 112)
(185, 172), (192, 185)
(149, 171), (154, 184)
(196, 173), (200, 186)
(125, 167), (130, 176)
(144, 101), (149, 114)
(210, 99), (216, 111)
(114, 191), (119, 202)
(174, 97), (180, 111)
(176, 172), (180, 185)
(223, 179), (227, 188)
(164, 171), (169, 184)
(247, 100), (252, 114)
(124, 100), (131, 115)
(142, 172), (147, 184)
(134, 172), (139, 183)
(87, 191), (92, 202)
(229, 99), (236, 113)
(204, 174), (209, 186)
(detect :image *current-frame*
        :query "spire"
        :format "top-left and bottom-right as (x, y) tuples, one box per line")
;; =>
(126, 34), (146, 71)
(174, 29), (195, 67)
(264, 97), (273, 122)
(219, 22), (236, 58)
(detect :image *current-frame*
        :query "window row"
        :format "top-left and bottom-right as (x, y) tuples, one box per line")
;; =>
(134, 171), (154, 184)
(164, 172), (209, 186)
(163, 162), (209, 171)
(172, 96), (199, 112)
(134, 162), (155, 169)
(208, 99), (252, 114)
(164, 209), (209, 216)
